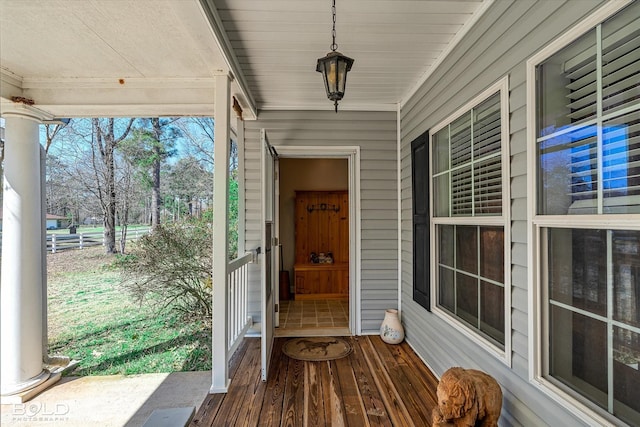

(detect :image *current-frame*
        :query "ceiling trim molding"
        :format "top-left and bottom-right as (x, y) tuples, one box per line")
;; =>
(259, 103), (398, 113)
(400, 0), (495, 108)
(198, 0), (258, 119)
(26, 103), (216, 118)
(0, 69), (24, 101)
(21, 77), (217, 90)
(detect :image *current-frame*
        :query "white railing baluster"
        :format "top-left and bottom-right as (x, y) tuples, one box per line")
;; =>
(226, 252), (253, 357)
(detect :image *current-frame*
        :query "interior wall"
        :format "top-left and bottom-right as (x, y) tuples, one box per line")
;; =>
(278, 158), (349, 292)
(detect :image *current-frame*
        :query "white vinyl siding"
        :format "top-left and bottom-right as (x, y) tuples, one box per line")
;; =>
(243, 110), (397, 333)
(530, 2), (640, 425)
(401, 1), (612, 426)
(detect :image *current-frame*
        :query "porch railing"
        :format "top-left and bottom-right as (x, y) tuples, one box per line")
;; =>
(226, 251), (254, 357)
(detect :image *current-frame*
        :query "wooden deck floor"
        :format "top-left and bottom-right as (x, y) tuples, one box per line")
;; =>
(191, 336), (439, 426)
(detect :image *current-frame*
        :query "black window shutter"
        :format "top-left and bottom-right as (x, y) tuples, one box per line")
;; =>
(412, 130), (430, 310)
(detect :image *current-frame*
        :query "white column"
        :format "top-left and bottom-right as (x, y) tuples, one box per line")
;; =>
(211, 74), (231, 393)
(1, 108), (49, 395)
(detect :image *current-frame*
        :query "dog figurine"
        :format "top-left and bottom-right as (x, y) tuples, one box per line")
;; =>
(432, 367), (502, 427)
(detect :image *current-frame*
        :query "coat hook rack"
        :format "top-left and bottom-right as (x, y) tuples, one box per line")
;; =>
(306, 203), (340, 213)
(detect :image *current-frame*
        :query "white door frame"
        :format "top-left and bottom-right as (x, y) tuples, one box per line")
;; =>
(273, 158), (281, 328)
(272, 145), (361, 335)
(260, 129), (277, 381)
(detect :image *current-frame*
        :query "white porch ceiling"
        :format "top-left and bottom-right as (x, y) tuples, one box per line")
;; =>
(0, 0), (489, 118)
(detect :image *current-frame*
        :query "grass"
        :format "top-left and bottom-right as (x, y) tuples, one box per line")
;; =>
(47, 246), (212, 376)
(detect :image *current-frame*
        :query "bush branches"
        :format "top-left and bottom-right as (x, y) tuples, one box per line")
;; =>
(118, 219), (212, 318)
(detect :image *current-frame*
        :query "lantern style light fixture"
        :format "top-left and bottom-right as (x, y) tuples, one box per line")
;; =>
(316, 0), (354, 112)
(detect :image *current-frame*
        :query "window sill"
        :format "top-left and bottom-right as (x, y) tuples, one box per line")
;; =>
(530, 376), (630, 427)
(431, 305), (510, 367)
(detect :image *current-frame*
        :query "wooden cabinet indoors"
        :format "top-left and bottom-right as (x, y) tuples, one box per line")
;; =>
(293, 190), (349, 299)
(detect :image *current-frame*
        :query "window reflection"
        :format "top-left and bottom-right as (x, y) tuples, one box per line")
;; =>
(538, 121), (640, 215)
(546, 228), (640, 425)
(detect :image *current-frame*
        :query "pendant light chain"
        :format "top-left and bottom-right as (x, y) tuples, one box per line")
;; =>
(316, 0), (353, 112)
(331, 0), (338, 52)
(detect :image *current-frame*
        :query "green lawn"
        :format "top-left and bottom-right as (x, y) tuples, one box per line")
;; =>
(47, 247), (212, 376)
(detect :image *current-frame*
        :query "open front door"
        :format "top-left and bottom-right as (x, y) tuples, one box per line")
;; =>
(261, 129), (277, 381)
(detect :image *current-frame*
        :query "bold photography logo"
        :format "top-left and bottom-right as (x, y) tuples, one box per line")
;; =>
(13, 402), (70, 419)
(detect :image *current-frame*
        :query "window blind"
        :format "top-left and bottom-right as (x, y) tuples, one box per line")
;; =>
(562, 16), (640, 213)
(473, 95), (502, 214)
(448, 92), (502, 216)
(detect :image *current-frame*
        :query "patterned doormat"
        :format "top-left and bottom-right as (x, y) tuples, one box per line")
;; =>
(282, 337), (353, 361)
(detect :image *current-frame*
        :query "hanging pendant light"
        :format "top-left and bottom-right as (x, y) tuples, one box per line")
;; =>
(316, 0), (354, 112)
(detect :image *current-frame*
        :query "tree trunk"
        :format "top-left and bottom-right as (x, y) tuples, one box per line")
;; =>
(92, 118), (134, 254)
(103, 137), (118, 253)
(151, 154), (160, 228)
(151, 118), (162, 230)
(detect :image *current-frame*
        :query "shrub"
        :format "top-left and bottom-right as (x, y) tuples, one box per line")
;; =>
(118, 219), (212, 318)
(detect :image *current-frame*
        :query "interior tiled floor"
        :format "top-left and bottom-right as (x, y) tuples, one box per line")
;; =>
(278, 299), (349, 329)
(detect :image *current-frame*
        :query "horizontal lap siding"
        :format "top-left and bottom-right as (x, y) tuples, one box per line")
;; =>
(400, 1), (606, 425)
(244, 111), (397, 333)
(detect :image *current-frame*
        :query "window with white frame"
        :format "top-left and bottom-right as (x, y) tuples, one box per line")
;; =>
(532, 2), (640, 425)
(431, 77), (510, 354)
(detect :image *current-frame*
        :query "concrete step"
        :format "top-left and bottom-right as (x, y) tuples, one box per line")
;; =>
(142, 407), (195, 427)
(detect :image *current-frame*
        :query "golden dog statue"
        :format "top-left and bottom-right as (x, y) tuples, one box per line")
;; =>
(432, 367), (502, 427)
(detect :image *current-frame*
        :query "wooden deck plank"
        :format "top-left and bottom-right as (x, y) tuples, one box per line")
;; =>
(193, 336), (440, 427)
(235, 339), (267, 426)
(258, 339), (288, 426)
(190, 393), (224, 427)
(319, 360), (347, 426)
(304, 362), (326, 427)
(282, 358), (305, 426)
(401, 342), (439, 406)
(360, 337), (414, 426)
(237, 340), (280, 426)
(333, 343), (371, 427)
(371, 337), (438, 425)
(335, 337), (382, 426)
(352, 337), (394, 426)
(211, 339), (262, 426)
(190, 337), (253, 426)
(369, 336), (433, 426)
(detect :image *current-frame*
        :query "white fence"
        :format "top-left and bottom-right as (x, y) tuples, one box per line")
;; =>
(226, 251), (254, 357)
(44, 228), (151, 253)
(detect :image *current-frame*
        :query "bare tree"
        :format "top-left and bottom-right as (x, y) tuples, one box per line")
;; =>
(150, 118), (162, 229)
(175, 117), (215, 168)
(50, 118), (145, 236)
(92, 118), (135, 254)
(115, 150), (135, 253)
(43, 122), (68, 153)
(43, 120), (82, 224)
